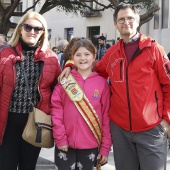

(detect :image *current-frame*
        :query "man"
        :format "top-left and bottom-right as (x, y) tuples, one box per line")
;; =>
(97, 35), (110, 60)
(59, 3), (170, 170)
(96, 3), (170, 170)
(52, 46), (58, 54)
(0, 34), (8, 50)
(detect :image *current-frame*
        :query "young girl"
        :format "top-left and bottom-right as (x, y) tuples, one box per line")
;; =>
(51, 39), (111, 170)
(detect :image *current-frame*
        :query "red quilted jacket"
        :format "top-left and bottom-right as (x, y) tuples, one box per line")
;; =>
(0, 43), (61, 144)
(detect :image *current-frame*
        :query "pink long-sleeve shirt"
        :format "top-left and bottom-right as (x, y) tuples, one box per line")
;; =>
(51, 69), (112, 156)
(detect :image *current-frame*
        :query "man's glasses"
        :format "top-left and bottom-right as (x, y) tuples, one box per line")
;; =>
(22, 24), (44, 34)
(117, 17), (135, 24)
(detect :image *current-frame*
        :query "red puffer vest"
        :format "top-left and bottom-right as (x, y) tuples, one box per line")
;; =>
(0, 43), (61, 144)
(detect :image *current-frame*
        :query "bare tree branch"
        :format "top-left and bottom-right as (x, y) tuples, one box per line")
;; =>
(139, 2), (160, 27)
(0, 0), (160, 35)
(23, 0), (41, 13)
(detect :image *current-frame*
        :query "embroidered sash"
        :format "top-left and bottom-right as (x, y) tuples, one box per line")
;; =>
(61, 73), (102, 145)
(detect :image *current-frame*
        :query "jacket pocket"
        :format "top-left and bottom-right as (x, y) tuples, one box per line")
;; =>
(111, 58), (124, 82)
(155, 91), (160, 118)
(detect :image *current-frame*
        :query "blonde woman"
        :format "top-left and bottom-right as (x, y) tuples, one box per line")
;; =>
(0, 11), (61, 170)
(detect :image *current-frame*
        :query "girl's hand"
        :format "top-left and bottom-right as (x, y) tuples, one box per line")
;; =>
(58, 145), (68, 152)
(97, 154), (108, 165)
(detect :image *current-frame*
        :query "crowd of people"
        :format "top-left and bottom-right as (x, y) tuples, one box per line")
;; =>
(0, 2), (170, 170)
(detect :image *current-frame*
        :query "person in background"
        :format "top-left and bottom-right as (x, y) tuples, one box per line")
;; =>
(51, 39), (111, 170)
(167, 52), (170, 60)
(97, 35), (110, 61)
(0, 11), (61, 170)
(0, 34), (8, 50)
(61, 37), (83, 69)
(58, 3), (170, 170)
(57, 39), (69, 68)
(52, 46), (58, 54)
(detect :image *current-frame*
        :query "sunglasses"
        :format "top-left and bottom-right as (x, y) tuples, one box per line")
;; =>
(22, 24), (44, 34)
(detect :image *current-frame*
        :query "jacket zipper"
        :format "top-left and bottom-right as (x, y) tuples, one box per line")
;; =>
(35, 61), (44, 109)
(154, 91), (160, 118)
(126, 67), (132, 131)
(37, 73), (43, 108)
(74, 78), (85, 148)
(125, 47), (141, 132)
(120, 60), (123, 80)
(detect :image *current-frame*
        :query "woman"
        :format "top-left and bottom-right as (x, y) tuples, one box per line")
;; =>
(0, 11), (61, 170)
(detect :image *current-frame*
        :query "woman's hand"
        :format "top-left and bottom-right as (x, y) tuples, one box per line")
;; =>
(58, 67), (71, 82)
(58, 145), (68, 152)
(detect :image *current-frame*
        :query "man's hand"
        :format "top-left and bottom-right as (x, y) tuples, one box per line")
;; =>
(161, 118), (170, 138)
(58, 67), (71, 82)
(161, 118), (170, 131)
(58, 145), (68, 152)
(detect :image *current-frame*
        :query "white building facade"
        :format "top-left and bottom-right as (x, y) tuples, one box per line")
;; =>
(8, 0), (170, 53)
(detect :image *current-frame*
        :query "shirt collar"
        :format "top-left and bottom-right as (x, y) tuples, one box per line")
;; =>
(124, 32), (140, 44)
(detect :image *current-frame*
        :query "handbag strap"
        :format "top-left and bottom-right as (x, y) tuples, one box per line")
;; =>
(20, 62), (31, 100)
(12, 47), (31, 100)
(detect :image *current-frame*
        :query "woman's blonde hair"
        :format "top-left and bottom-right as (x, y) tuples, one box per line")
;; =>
(8, 11), (49, 51)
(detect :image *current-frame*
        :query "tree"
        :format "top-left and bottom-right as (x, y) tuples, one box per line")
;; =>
(0, 0), (159, 36)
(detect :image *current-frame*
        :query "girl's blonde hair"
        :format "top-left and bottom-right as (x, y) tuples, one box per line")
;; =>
(8, 11), (49, 51)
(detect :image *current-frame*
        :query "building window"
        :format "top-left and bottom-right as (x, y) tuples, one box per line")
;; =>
(16, 2), (22, 12)
(153, 0), (169, 29)
(162, 0), (169, 28)
(66, 28), (73, 42)
(92, 1), (98, 9)
(48, 29), (51, 40)
(88, 26), (100, 47)
(82, 0), (99, 9)
(154, 12), (159, 29)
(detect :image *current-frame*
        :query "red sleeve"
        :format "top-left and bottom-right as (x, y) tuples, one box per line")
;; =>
(94, 52), (109, 79)
(153, 42), (170, 123)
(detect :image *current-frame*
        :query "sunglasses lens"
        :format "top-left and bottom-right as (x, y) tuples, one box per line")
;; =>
(23, 24), (32, 32)
(23, 24), (44, 34)
(34, 27), (44, 33)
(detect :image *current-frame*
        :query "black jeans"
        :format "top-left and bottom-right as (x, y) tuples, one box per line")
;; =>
(0, 112), (41, 170)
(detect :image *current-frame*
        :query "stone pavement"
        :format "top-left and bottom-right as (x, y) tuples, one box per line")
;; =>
(36, 147), (170, 170)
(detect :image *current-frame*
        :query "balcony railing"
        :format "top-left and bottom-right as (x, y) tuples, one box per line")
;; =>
(81, 10), (102, 17)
